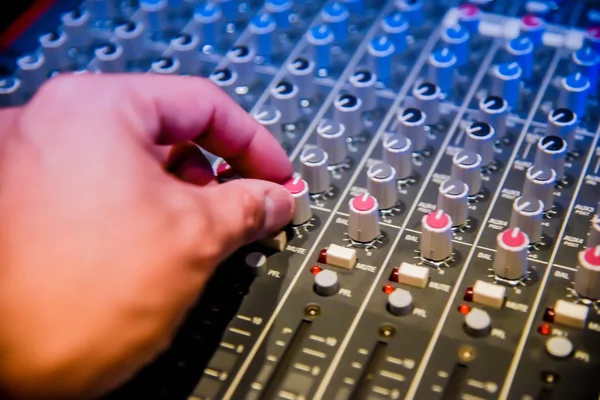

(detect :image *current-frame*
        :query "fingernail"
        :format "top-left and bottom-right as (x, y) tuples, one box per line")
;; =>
(263, 186), (294, 233)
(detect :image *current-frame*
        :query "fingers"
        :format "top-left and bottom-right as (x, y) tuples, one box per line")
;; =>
(25, 74), (292, 183)
(167, 142), (217, 187)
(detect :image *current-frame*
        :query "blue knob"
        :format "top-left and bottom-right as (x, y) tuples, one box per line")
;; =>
(367, 36), (395, 86)
(341, 0), (364, 15)
(457, 3), (481, 34)
(585, 27), (600, 54)
(428, 48), (457, 94)
(321, 3), (349, 44)
(249, 13), (276, 61)
(265, 0), (292, 29)
(506, 36), (534, 81)
(218, 0), (238, 21)
(307, 25), (334, 71)
(572, 46), (600, 94)
(491, 62), (522, 109)
(441, 25), (470, 67)
(140, 0), (169, 33)
(520, 14), (545, 46)
(396, 0), (423, 26)
(559, 73), (590, 119)
(382, 12), (408, 54)
(194, 2), (222, 48)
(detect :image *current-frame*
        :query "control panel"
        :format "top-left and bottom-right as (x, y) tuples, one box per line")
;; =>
(2, 0), (600, 399)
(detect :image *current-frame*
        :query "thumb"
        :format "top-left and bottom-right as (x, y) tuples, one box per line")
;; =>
(191, 179), (294, 262)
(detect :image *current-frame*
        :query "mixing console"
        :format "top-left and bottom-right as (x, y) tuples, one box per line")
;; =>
(2, 0), (600, 399)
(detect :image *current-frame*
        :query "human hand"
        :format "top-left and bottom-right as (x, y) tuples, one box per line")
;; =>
(0, 74), (294, 398)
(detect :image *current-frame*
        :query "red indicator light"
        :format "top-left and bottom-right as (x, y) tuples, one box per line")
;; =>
(310, 265), (322, 275)
(463, 287), (474, 302)
(543, 307), (555, 323)
(383, 284), (394, 294)
(538, 323), (552, 336)
(389, 267), (400, 283)
(318, 248), (328, 264)
(458, 304), (471, 315)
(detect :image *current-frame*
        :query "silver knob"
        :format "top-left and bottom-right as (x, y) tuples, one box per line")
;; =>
(300, 148), (330, 194)
(382, 133), (413, 179)
(412, 82), (442, 125)
(334, 93), (363, 137)
(253, 105), (283, 143)
(16, 53), (46, 95)
(479, 95), (508, 139)
(287, 57), (316, 99)
(284, 177), (312, 226)
(534, 135), (567, 180)
(387, 288), (413, 316)
(271, 80), (300, 124)
(451, 150), (482, 196)
(210, 68), (239, 97)
(493, 228), (530, 280)
(509, 196), (544, 244)
(314, 270), (339, 296)
(227, 45), (256, 86)
(317, 119), (347, 165)
(420, 210), (453, 262)
(437, 178), (469, 227)
(397, 107), (428, 152)
(61, 9), (92, 48)
(464, 121), (496, 166)
(367, 162), (398, 210)
(547, 108), (578, 150)
(171, 33), (201, 75)
(348, 193), (380, 243)
(523, 166), (556, 211)
(95, 43), (126, 73)
(350, 69), (378, 111)
(115, 22), (146, 62)
(574, 245), (600, 300)
(0, 78), (23, 107)
(39, 30), (70, 71)
(150, 56), (180, 75)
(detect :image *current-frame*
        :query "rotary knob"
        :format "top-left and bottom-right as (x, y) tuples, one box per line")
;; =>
(300, 148), (330, 194)
(547, 108), (578, 150)
(574, 246), (600, 299)
(287, 57), (316, 100)
(451, 150), (482, 196)
(227, 45), (256, 86)
(350, 69), (377, 111)
(253, 105), (284, 143)
(437, 178), (469, 227)
(523, 166), (557, 211)
(441, 24), (471, 67)
(588, 215), (600, 248)
(271, 80), (300, 124)
(558, 73), (590, 119)
(150, 57), (180, 75)
(210, 68), (238, 97)
(479, 95), (508, 139)
(412, 82), (442, 125)
(510, 196), (544, 244)
(428, 48), (457, 94)
(348, 194), (380, 243)
(493, 228), (530, 280)
(490, 62), (522, 109)
(382, 133), (413, 180)
(464, 121), (496, 166)
(367, 162), (398, 210)
(314, 270), (339, 296)
(387, 288), (413, 316)
(317, 119), (347, 165)
(420, 210), (453, 262)
(534, 136), (567, 180)
(284, 177), (312, 226)
(334, 93), (363, 137)
(95, 43), (126, 73)
(171, 34), (201, 76)
(397, 107), (427, 152)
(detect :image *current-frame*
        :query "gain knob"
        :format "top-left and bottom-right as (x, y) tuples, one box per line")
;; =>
(547, 108), (578, 150)
(382, 133), (413, 180)
(367, 162), (398, 210)
(490, 62), (522, 109)
(451, 150), (482, 196)
(350, 69), (377, 111)
(227, 45), (256, 86)
(558, 73), (590, 119)
(523, 166), (556, 211)
(284, 177), (312, 226)
(317, 119), (347, 165)
(271, 80), (300, 124)
(412, 82), (442, 125)
(428, 48), (457, 94)
(314, 269), (339, 296)
(437, 178), (469, 227)
(300, 148), (330, 194)
(348, 193), (380, 243)
(510, 196), (544, 244)
(534, 135), (567, 180)
(493, 228), (530, 281)
(253, 105), (284, 143)
(464, 121), (496, 166)
(287, 57), (316, 100)
(420, 210), (453, 262)
(209, 68), (238, 97)
(441, 24), (470, 67)
(479, 95), (508, 139)
(334, 93), (363, 137)
(574, 245), (600, 300)
(397, 107), (428, 152)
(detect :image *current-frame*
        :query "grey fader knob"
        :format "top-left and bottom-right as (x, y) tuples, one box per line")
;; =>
(350, 69), (377, 111)
(464, 308), (492, 337)
(301, 148), (330, 194)
(367, 162), (398, 210)
(397, 108), (427, 152)
(387, 288), (413, 316)
(317, 119), (347, 165)
(588, 215), (600, 248)
(284, 177), (312, 226)
(437, 178), (469, 227)
(271, 80), (300, 124)
(510, 196), (544, 244)
(451, 150), (482, 196)
(523, 166), (556, 211)
(493, 228), (530, 280)
(334, 93), (363, 137)
(348, 194), (380, 243)
(227, 45), (256, 86)
(534, 135), (567, 180)
(253, 106), (283, 143)
(479, 95), (508, 139)
(210, 68), (238, 96)
(288, 57), (316, 99)
(465, 121), (496, 166)
(421, 210), (453, 262)
(315, 270), (339, 296)
(412, 82), (442, 125)
(383, 133), (413, 179)
(547, 108), (578, 150)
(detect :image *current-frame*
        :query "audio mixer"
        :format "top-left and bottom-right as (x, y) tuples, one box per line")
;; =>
(2, 0), (600, 399)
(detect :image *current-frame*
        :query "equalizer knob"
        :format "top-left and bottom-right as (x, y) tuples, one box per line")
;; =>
(210, 68), (238, 96)
(506, 36), (534, 80)
(412, 82), (442, 125)
(428, 48), (457, 94)
(350, 69), (377, 111)
(397, 107), (427, 152)
(348, 194), (380, 243)
(334, 93), (363, 137)
(300, 148), (330, 194)
(534, 136), (567, 180)
(249, 13), (276, 60)
(493, 228), (530, 280)
(572, 46), (600, 92)
(314, 270), (339, 296)
(479, 95), (508, 139)
(588, 215), (600, 248)
(437, 178), (469, 227)
(39, 30), (70, 71)
(441, 25), (470, 67)
(382, 12), (408, 54)
(397, 0), (423, 25)
(16, 53), (46, 95)
(574, 246), (600, 300)
(321, 2), (349, 43)
(510, 196), (544, 244)
(464, 121), (496, 166)
(287, 57), (316, 100)
(491, 62), (522, 109)
(558, 73), (590, 119)
(547, 108), (578, 150)
(171, 34), (201, 75)
(253, 105), (284, 143)
(115, 22), (145, 63)
(284, 177), (312, 226)
(95, 43), (126, 73)
(523, 166), (556, 211)
(451, 150), (482, 196)
(382, 133), (413, 180)
(420, 210), (453, 262)
(367, 36), (395, 85)
(226, 45), (256, 86)
(271, 80), (300, 124)
(307, 25), (334, 71)
(366, 162), (398, 210)
(317, 119), (347, 165)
